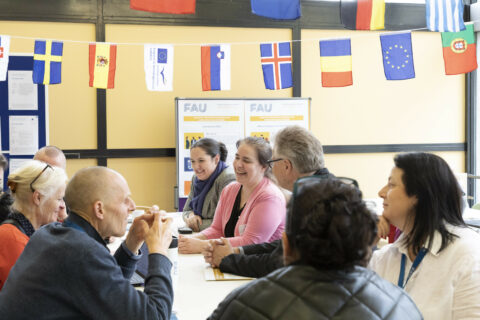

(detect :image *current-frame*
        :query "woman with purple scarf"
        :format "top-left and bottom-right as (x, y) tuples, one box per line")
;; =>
(182, 138), (236, 232)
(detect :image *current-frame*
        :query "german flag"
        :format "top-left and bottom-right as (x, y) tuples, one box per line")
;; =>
(341, 0), (385, 31)
(442, 23), (477, 75)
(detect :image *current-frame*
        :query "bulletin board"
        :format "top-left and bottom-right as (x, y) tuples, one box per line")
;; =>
(175, 97), (310, 210)
(0, 55), (47, 187)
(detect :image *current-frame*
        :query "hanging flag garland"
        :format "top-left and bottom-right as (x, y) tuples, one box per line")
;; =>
(260, 42), (293, 90)
(144, 44), (174, 91)
(319, 38), (353, 87)
(340, 0), (385, 31)
(130, 0), (195, 14)
(89, 43), (117, 89)
(441, 23), (477, 75)
(426, 0), (465, 32)
(250, 0), (301, 20)
(201, 44), (231, 91)
(33, 40), (63, 85)
(380, 32), (415, 80)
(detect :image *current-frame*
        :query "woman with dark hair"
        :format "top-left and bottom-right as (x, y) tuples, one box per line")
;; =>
(370, 152), (480, 319)
(179, 137), (286, 254)
(182, 138), (236, 231)
(208, 178), (421, 319)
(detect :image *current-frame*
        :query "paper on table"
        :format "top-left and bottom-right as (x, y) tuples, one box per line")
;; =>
(204, 265), (253, 281)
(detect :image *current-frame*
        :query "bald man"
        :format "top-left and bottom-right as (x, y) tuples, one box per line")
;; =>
(34, 145), (66, 170)
(0, 167), (174, 320)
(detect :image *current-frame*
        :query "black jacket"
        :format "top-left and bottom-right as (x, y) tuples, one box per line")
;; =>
(220, 168), (336, 278)
(209, 265), (422, 320)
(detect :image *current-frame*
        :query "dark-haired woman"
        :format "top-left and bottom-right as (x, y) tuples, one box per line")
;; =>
(370, 152), (480, 319)
(179, 137), (286, 254)
(183, 138), (236, 232)
(208, 178), (422, 320)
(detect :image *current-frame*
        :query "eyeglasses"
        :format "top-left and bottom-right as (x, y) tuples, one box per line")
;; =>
(267, 158), (283, 167)
(30, 164), (53, 192)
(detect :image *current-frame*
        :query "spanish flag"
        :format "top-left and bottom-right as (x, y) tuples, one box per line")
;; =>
(89, 43), (117, 89)
(442, 23), (477, 75)
(341, 0), (385, 31)
(319, 39), (353, 87)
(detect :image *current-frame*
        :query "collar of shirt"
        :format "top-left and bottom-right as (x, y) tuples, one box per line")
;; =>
(65, 211), (108, 248)
(391, 225), (453, 259)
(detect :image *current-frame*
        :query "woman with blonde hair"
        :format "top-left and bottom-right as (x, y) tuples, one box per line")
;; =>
(0, 160), (68, 290)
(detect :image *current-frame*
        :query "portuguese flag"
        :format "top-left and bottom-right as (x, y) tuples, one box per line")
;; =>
(341, 0), (385, 31)
(442, 24), (477, 75)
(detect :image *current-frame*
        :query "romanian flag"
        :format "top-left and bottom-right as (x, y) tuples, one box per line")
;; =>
(441, 23), (477, 75)
(341, 0), (385, 30)
(201, 44), (231, 91)
(33, 40), (63, 85)
(130, 0), (195, 14)
(89, 43), (117, 89)
(319, 39), (353, 87)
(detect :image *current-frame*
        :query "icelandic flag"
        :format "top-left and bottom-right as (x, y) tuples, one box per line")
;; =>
(0, 35), (10, 81)
(426, 0), (465, 32)
(201, 44), (230, 91)
(251, 0), (301, 20)
(260, 42), (292, 90)
(144, 44), (174, 91)
(33, 40), (63, 85)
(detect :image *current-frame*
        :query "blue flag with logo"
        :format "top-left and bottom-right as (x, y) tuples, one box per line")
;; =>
(260, 42), (293, 90)
(380, 32), (415, 80)
(33, 40), (63, 85)
(251, 0), (300, 20)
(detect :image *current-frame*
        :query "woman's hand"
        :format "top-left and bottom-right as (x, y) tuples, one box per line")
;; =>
(185, 212), (203, 232)
(178, 235), (209, 254)
(375, 215), (391, 245)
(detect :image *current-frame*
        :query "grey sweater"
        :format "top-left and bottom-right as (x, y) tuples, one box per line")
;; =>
(183, 167), (236, 231)
(0, 212), (173, 320)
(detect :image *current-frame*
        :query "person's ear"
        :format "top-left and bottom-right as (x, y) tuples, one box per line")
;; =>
(93, 200), (105, 220)
(214, 154), (220, 165)
(32, 190), (42, 206)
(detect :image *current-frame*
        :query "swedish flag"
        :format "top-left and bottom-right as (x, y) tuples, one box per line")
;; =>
(33, 40), (63, 85)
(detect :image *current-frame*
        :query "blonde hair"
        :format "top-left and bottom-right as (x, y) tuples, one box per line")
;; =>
(8, 160), (68, 209)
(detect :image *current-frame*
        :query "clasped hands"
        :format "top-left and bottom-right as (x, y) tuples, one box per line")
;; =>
(125, 205), (173, 256)
(203, 238), (238, 268)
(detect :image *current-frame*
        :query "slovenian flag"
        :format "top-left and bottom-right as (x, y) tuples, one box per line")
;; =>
(89, 43), (117, 89)
(201, 44), (230, 91)
(0, 35), (10, 81)
(33, 40), (63, 85)
(319, 39), (353, 87)
(260, 42), (293, 90)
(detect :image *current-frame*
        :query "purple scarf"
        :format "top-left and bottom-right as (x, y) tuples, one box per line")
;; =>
(190, 161), (227, 216)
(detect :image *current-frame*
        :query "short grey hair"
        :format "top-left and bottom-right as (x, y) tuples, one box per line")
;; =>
(273, 126), (325, 174)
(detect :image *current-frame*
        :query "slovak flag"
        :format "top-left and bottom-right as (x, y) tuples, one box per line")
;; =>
(260, 42), (293, 90)
(201, 44), (231, 91)
(0, 35), (11, 81)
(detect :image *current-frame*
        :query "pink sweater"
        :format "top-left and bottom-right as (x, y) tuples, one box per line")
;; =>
(201, 177), (286, 247)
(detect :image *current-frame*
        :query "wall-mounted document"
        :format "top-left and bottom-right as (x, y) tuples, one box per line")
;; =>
(9, 115), (39, 155)
(8, 70), (38, 110)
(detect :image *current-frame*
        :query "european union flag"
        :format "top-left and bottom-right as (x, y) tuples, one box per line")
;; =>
(380, 32), (415, 81)
(157, 48), (167, 63)
(260, 42), (292, 90)
(33, 40), (63, 85)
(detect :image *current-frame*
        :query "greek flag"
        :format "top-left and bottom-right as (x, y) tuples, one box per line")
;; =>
(426, 0), (465, 32)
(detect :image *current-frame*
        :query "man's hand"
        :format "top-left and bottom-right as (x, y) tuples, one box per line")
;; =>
(125, 212), (155, 254)
(185, 213), (202, 232)
(178, 235), (208, 254)
(145, 214), (173, 256)
(203, 238), (235, 267)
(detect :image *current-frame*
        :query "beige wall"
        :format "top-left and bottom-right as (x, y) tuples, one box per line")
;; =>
(1, 21), (465, 205)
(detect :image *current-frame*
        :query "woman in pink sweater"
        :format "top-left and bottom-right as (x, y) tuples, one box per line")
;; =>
(179, 137), (286, 254)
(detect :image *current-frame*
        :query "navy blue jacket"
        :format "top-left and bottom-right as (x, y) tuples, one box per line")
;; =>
(0, 212), (173, 320)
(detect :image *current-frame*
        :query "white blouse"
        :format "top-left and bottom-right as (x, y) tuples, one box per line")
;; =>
(369, 225), (480, 320)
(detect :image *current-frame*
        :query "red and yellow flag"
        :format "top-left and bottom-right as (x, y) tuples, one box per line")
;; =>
(130, 0), (195, 14)
(442, 24), (477, 75)
(89, 43), (117, 89)
(341, 0), (385, 31)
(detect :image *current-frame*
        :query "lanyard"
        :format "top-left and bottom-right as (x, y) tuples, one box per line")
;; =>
(397, 248), (428, 289)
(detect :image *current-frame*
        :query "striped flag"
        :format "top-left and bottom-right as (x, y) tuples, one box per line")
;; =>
(0, 35), (10, 81)
(201, 44), (231, 91)
(130, 0), (195, 14)
(441, 23), (477, 75)
(33, 40), (63, 85)
(341, 0), (385, 30)
(260, 42), (293, 90)
(89, 43), (117, 89)
(426, 0), (465, 32)
(319, 39), (353, 87)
